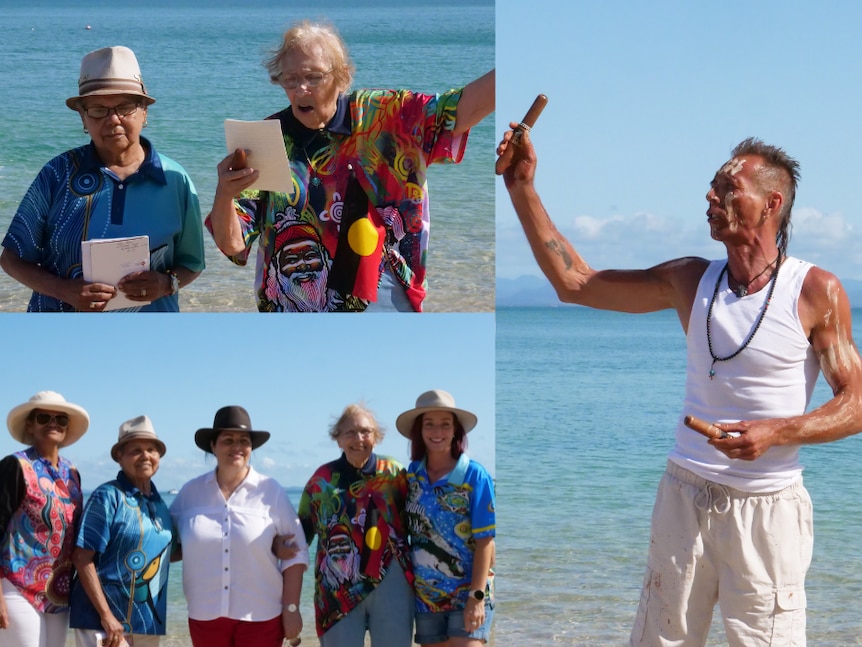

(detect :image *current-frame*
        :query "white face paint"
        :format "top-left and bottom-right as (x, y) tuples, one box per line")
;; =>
(723, 190), (740, 233)
(719, 158), (746, 176)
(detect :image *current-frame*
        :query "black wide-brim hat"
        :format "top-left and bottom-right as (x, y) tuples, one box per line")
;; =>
(194, 405), (270, 453)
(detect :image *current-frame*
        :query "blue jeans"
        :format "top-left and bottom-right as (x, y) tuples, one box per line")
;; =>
(414, 599), (495, 644)
(320, 560), (414, 647)
(363, 267), (413, 312)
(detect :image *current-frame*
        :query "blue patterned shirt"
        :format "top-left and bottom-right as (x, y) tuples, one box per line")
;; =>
(69, 471), (173, 635)
(2, 137), (205, 312)
(406, 454), (495, 613)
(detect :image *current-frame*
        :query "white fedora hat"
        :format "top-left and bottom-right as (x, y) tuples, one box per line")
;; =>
(7, 391), (90, 447)
(111, 415), (166, 462)
(66, 46), (156, 110)
(396, 389), (478, 438)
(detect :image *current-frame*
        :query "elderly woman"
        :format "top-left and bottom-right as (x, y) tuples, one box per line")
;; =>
(397, 390), (496, 647)
(207, 20), (494, 312)
(69, 415), (172, 647)
(0, 391), (88, 647)
(0, 45), (205, 312)
(169, 406), (308, 647)
(298, 402), (413, 646)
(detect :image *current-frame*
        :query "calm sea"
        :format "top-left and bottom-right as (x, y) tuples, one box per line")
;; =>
(496, 307), (862, 646)
(0, 0), (494, 312)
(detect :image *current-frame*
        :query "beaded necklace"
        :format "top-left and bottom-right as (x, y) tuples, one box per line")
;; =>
(706, 256), (782, 380)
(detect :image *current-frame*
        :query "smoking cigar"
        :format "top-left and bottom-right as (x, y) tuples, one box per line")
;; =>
(684, 415), (729, 440)
(229, 148), (247, 171)
(495, 94), (548, 175)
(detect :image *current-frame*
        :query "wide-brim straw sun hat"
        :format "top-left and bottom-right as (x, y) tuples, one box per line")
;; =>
(395, 389), (477, 438)
(194, 405), (270, 453)
(66, 45), (156, 110)
(111, 414), (166, 462)
(7, 391), (90, 448)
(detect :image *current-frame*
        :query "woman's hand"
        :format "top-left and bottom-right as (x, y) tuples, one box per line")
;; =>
(63, 278), (117, 311)
(99, 612), (127, 647)
(282, 607), (303, 644)
(463, 596), (486, 634)
(272, 533), (300, 560)
(117, 270), (170, 302)
(216, 150), (259, 199)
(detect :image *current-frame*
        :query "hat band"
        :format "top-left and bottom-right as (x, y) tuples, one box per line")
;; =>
(78, 77), (147, 96)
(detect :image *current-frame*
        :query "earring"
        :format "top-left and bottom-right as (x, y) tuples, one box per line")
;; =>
(83, 127), (88, 134)
(143, 119), (148, 128)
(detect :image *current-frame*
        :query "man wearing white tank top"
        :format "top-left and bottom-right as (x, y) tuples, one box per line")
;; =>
(499, 128), (862, 646)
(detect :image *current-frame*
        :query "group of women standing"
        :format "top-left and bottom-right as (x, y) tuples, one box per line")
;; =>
(0, 389), (495, 647)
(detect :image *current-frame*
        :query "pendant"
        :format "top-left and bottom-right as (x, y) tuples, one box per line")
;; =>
(735, 285), (747, 298)
(310, 176), (321, 188)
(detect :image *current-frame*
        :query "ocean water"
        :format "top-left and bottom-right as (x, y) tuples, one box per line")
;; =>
(495, 307), (862, 646)
(0, 0), (494, 312)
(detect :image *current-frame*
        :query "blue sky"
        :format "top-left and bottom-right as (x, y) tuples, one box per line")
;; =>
(496, 0), (862, 281)
(1, 313), (494, 489)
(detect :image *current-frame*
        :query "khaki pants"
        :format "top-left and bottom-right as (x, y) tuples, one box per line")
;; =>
(630, 461), (813, 647)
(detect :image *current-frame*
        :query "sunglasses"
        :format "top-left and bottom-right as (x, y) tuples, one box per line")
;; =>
(32, 413), (70, 427)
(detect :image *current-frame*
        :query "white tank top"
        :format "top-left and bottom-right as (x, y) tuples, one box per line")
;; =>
(668, 256), (820, 492)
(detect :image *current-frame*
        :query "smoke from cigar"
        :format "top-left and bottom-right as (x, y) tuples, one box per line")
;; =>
(495, 94), (548, 175)
(684, 415), (729, 440)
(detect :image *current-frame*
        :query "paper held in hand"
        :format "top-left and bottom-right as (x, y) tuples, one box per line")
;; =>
(224, 119), (292, 193)
(82, 236), (151, 311)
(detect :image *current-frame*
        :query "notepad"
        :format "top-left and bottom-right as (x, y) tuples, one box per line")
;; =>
(224, 119), (292, 192)
(81, 236), (151, 311)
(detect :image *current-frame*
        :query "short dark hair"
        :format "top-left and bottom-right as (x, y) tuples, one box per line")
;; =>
(731, 137), (800, 256)
(409, 412), (467, 462)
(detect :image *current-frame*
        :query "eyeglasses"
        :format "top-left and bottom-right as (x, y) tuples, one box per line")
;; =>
(341, 428), (374, 439)
(279, 70), (333, 90)
(33, 413), (70, 427)
(82, 102), (141, 119)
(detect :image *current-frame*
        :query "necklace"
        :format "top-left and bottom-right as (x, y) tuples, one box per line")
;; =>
(727, 255), (779, 298)
(706, 256), (782, 379)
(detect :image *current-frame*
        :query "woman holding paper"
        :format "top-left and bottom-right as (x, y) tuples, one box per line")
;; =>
(207, 20), (494, 312)
(0, 46), (205, 312)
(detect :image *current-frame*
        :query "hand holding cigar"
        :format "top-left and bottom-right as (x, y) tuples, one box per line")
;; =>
(495, 94), (548, 175)
(684, 415), (729, 440)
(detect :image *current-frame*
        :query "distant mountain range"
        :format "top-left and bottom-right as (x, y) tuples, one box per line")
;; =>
(497, 275), (862, 309)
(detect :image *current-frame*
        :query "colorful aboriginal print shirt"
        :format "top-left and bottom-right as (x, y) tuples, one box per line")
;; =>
(207, 88), (467, 312)
(298, 453), (413, 636)
(406, 454), (496, 613)
(2, 137), (205, 312)
(69, 471), (173, 635)
(0, 448), (82, 613)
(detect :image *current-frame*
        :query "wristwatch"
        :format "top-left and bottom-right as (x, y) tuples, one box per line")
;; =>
(284, 603), (298, 613)
(165, 270), (179, 295)
(470, 589), (485, 601)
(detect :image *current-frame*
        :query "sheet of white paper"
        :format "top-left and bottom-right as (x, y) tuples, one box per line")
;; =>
(224, 119), (292, 193)
(81, 236), (151, 310)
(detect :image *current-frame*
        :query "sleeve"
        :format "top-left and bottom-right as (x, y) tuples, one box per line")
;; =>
(470, 464), (496, 540)
(171, 171), (206, 273)
(395, 88), (467, 166)
(75, 485), (117, 553)
(273, 485), (309, 572)
(1, 161), (60, 263)
(0, 456), (25, 537)
(297, 482), (315, 546)
(203, 193), (265, 266)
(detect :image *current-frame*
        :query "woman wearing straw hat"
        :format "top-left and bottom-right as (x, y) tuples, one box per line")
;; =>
(0, 391), (89, 647)
(297, 402), (414, 646)
(69, 415), (172, 647)
(0, 45), (205, 312)
(397, 390), (496, 647)
(169, 406), (308, 647)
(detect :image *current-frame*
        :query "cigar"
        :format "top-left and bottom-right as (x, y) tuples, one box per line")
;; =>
(512, 94), (548, 144)
(495, 94), (548, 175)
(229, 148), (247, 171)
(684, 415), (729, 440)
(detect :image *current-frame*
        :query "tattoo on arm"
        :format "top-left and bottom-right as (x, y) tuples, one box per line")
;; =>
(545, 239), (573, 270)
